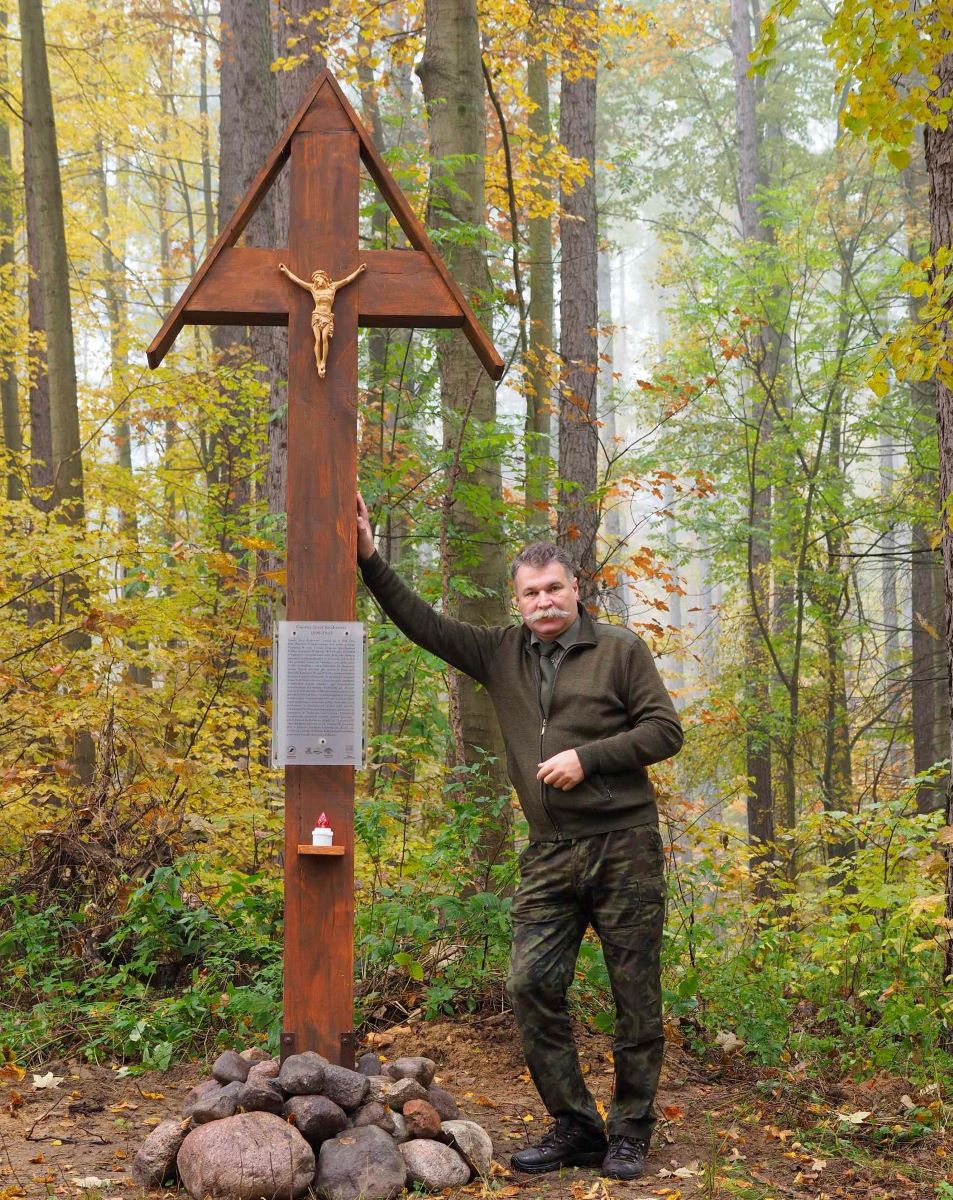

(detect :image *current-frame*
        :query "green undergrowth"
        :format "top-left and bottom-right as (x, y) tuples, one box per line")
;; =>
(0, 785), (950, 1088)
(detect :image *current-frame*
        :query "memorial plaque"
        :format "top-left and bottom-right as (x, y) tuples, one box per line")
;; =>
(272, 621), (366, 767)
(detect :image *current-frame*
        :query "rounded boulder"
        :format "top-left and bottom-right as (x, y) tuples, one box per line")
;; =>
(236, 1080), (284, 1116)
(352, 1101), (396, 1135)
(284, 1094), (348, 1145)
(191, 1080), (243, 1124)
(211, 1050), (250, 1085)
(278, 1050), (329, 1096)
(441, 1119), (493, 1177)
(240, 1046), (272, 1064)
(356, 1052), (383, 1077)
(426, 1083), (460, 1121)
(181, 1079), (220, 1118)
(385, 1056), (436, 1088)
(402, 1098), (441, 1139)
(177, 1111), (314, 1200)
(315, 1125), (407, 1200)
(400, 1139), (470, 1190)
(247, 1058), (280, 1084)
(133, 1118), (189, 1187)
(322, 1063), (370, 1112)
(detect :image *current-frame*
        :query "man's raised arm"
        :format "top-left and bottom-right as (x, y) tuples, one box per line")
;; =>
(355, 492), (504, 684)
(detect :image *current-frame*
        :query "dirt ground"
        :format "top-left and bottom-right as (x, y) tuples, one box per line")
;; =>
(0, 1015), (948, 1199)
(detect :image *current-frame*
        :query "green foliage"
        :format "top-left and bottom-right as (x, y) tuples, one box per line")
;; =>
(0, 859), (283, 1066)
(661, 801), (953, 1079)
(354, 754), (518, 1023)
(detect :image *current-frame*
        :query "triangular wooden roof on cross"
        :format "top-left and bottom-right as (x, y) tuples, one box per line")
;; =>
(146, 68), (504, 380)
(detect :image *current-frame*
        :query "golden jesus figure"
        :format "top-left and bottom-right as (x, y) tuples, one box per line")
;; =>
(278, 261), (367, 377)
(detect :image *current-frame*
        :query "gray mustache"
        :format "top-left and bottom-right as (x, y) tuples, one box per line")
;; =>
(526, 607), (571, 623)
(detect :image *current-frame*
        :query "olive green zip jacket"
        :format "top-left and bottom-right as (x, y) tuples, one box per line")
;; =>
(360, 551), (683, 841)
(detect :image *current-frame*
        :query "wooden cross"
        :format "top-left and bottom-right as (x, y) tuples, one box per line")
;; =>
(148, 70), (503, 1065)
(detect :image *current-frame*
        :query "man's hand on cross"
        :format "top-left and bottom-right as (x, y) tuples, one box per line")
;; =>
(537, 749), (584, 791)
(356, 492), (376, 562)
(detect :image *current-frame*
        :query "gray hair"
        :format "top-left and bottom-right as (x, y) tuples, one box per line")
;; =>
(510, 541), (577, 582)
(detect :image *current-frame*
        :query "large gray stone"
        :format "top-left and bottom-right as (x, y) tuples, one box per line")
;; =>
(236, 1080), (284, 1116)
(356, 1052), (383, 1077)
(191, 1081), (243, 1124)
(322, 1063), (369, 1112)
(211, 1050), (250, 1084)
(284, 1094), (348, 1145)
(441, 1119), (493, 1178)
(365, 1075), (392, 1103)
(385, 1056), (436, 1088)
(133, 1119), (188, 1187)
(366, 1075), (427, 1110)
(352, 1101), (395, 1135)
(278, 1050), (329, 1096)
(181, 1079), (219, 1118)
(177, 1111), (314, 1200)
(400, 1139), (470, 1190)
(426, 1083), (460, 1121)
(315, 1125), (406, 1200)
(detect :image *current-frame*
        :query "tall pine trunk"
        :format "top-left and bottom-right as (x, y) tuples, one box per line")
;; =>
(923, 49), (953, 997)
(731, 0), (775, 887)
(95, 138), (152, 688)
(557, 0), (599, 603)
(418, 0), (512, 884)
(20, 0), (92, 781)
(904, 150), (948, 813)
(0, 6), (19, 503)
(525, 31), (553, 532)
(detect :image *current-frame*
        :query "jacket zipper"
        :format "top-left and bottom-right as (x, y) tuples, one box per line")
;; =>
(536, 642), (589, 840)
(534, 656), (560, 839)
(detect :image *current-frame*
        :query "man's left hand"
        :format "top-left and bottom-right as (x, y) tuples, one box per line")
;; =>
(537, 749), (583, 790)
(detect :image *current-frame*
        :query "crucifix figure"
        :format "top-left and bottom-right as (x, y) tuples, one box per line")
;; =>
(278, 261), (366, 377)
(147, 70), (502, 1066)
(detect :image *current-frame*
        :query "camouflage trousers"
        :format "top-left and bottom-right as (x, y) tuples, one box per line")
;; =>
(506, 825), (666, 1141)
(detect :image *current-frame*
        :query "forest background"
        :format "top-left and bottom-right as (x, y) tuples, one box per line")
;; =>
(1, 0), (953, 1126)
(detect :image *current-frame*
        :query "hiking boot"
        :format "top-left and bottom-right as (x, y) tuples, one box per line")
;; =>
(510, 1120), (608, 1174)
(601, 1135), (649, 1179)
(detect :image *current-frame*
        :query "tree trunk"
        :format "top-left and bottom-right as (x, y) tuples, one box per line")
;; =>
(95, 138), (152, 688)
(924, 49), (953, 996)
(211, 0), (276, 551)
(557, 1), (599, 603)
(20, 0), (92, 781)
(0, 5), (20, 503)
(525, 38), (553, 532)
(904, 149), (948, 814)
(195, 0), (215, 252)
(20, 0), (83, 519)
(598, 241), (628, 620)
(879, 432), (905, 769)
(418, 0), (512, 883)
(731, 0), (775, 886)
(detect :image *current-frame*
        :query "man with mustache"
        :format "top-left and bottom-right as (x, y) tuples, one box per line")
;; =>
(356, 494), (683, 1180)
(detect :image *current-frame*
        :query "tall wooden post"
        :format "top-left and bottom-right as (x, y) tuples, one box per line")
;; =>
(282, 91), (360, 1062)
(147, 71), (502, 1065)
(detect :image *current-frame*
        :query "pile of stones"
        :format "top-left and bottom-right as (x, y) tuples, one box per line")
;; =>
(133, 1046), (494, 1200)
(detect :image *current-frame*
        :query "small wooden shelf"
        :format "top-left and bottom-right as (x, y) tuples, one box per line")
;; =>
(297, 844), (345, 856)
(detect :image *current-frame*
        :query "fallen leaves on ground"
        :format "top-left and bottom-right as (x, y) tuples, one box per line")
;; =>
(31, 1072), (63, 1090)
